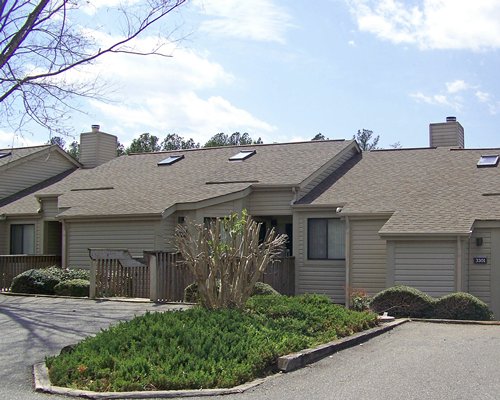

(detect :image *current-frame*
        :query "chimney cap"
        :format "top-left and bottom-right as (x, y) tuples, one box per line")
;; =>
(446, 116), (457, 122)
(91, 124), (100, 132)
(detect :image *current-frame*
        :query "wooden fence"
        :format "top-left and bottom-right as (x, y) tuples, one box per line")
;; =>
(0, 255), (61, 291)
(89, 249), (295, 302)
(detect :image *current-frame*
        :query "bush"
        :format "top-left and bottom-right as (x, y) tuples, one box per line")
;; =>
(54, 279), (90, 297)
(184, 281), (281, 303)
(11, 267), (63, 294)
(349, 288), (370, 312)
(251, 282), (280, 296)
(370, 285), (434, 318)
(10, 267), (90, 295)
(432, 292), (493, 321)
(47, 294), (377, 391)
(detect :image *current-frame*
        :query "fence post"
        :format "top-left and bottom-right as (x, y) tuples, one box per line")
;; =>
(89, 259), (97, 299)
(149, 253), (158, 302)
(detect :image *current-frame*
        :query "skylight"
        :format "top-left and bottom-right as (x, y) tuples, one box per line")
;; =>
(229, 150), (256, 161)
(0, 151), (12, 159)
(158, 155), (184, 166)
(477, 155), (499, 168)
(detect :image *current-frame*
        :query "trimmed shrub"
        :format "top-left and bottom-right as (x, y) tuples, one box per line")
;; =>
(10, 267), (90, 295)
(11, 267), (63, 294)
(432, 292), (493, 321)
(251, 282), (280, 296)
(184, 281), (280, 303)
(370, 285), (434, 318)
(54, 279), (90, 297)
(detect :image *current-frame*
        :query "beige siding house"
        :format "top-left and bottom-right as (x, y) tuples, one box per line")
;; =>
(3, 118), (500, 318)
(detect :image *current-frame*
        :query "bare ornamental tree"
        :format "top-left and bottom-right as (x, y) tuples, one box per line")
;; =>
(0, 0), (186, 135)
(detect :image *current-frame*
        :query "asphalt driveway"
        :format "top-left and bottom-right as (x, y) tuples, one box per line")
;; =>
(1, 294), (500, 400)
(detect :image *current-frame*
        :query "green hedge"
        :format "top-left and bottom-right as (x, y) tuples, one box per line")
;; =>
(432, 292), (493, 321)
(370, 286), (493, 321)
(46, 294), (377, 392)
(11, 267), (90, 295)
(54, 279), (90, 297)
(370, 285), (434, 318)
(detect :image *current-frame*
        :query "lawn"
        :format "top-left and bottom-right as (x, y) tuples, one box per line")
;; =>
(46, 294), (377, 392)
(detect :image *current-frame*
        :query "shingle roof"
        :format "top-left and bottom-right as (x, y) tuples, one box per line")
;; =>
(0, 145), (51, 167)
(0, 140), (354, 218)
(298, 147), (500, 235)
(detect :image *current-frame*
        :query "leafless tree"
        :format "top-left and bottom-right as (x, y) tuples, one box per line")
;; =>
(0, 0), (187, 136)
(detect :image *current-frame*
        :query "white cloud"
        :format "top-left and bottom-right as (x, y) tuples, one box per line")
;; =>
(348, 40), (356, 46)
(410, 91), (462, 111)
(475, 90), (491, 103)
(194, 0), (294, 43)
(446, 80), (469, 94)
(0, 129), (39, 148)
(348, 0), (500, 50)
(70, 33), (276, 146)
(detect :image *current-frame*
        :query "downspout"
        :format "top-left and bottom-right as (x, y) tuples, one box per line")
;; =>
(345, 216), (351, 307)
(456, 236), (462, 291)
(61, 220), (67, 269)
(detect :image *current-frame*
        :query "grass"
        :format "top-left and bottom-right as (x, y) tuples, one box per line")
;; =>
(46, 294), (377, 392)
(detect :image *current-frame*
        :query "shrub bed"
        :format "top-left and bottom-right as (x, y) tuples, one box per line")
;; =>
(11, 267), (90, 295)
(54, 279), (90, 297)
(370, 285), (434, 318)
(184, 281), (280, 303)
(432, 292), (493, 321)
(46, 294), (377, 392)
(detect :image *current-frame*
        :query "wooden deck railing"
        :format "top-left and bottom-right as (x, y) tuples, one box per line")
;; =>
(0, 255), (61, 291)
(89, 249), (295, 302)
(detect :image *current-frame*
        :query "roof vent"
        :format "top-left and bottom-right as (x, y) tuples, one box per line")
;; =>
(229, 150), (256, 161)
(0, 151), (12, 159)
(477, 155), (499, 168)
(158, 155), (184, 166)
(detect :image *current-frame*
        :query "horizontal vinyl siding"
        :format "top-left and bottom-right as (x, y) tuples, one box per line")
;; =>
(66, 219), (161, 267)
(199, 199), (244, 217)
(0, 151), (74, 199)
(350, 219), (387, 296)
(468, 229), (491, 306)
(295, 211), (346, 303)
(394, 240), (455, 297)
(0, 221), (7, 254)
(247, 190), (294, 216)
(42, 198), (59, 218)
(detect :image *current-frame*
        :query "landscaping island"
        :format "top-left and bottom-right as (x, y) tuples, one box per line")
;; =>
(46, 294), (377, 392)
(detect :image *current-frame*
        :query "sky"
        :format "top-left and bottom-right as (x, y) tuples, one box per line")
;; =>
(2, 0), (500, 150)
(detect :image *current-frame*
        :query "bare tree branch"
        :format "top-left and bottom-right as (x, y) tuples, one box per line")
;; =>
(0, 0), (187, 135)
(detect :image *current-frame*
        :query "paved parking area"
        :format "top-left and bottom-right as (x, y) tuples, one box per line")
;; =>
(1, 294), (500, 400)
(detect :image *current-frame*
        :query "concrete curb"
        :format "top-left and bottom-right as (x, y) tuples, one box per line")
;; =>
(411, 318), (500, 326)
(33, 362), (273, 399)
(33, 320), (409, 398)
(277, 319), (409, 372)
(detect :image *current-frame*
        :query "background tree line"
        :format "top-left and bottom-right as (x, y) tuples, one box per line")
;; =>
(50, 127), (400, 161)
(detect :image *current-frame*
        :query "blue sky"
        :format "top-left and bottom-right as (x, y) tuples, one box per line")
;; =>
(2, 0), (500, 149)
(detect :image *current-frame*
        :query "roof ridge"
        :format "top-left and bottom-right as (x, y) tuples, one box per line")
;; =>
(128, 139), (350, 156)
(0, 144), (51, 151)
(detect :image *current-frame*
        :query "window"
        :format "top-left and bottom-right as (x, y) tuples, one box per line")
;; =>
(158, 155), (184, 166)
(229, 150), (256, 161)
(10, 224), (35, 254)
(307, 218), (345, 259)
(477, 155), (499, 168)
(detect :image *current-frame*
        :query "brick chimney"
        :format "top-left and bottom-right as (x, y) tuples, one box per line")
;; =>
(429, 116), (464, 148)
(80, 125), (118, 168)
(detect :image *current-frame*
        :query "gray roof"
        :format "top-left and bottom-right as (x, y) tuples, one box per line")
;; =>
(298, 147), (500, 235)
(0, 145), (51, 168)
(0, 140), (354, 218)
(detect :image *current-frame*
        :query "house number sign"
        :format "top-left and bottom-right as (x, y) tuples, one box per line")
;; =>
(473, 257), (487, 264)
